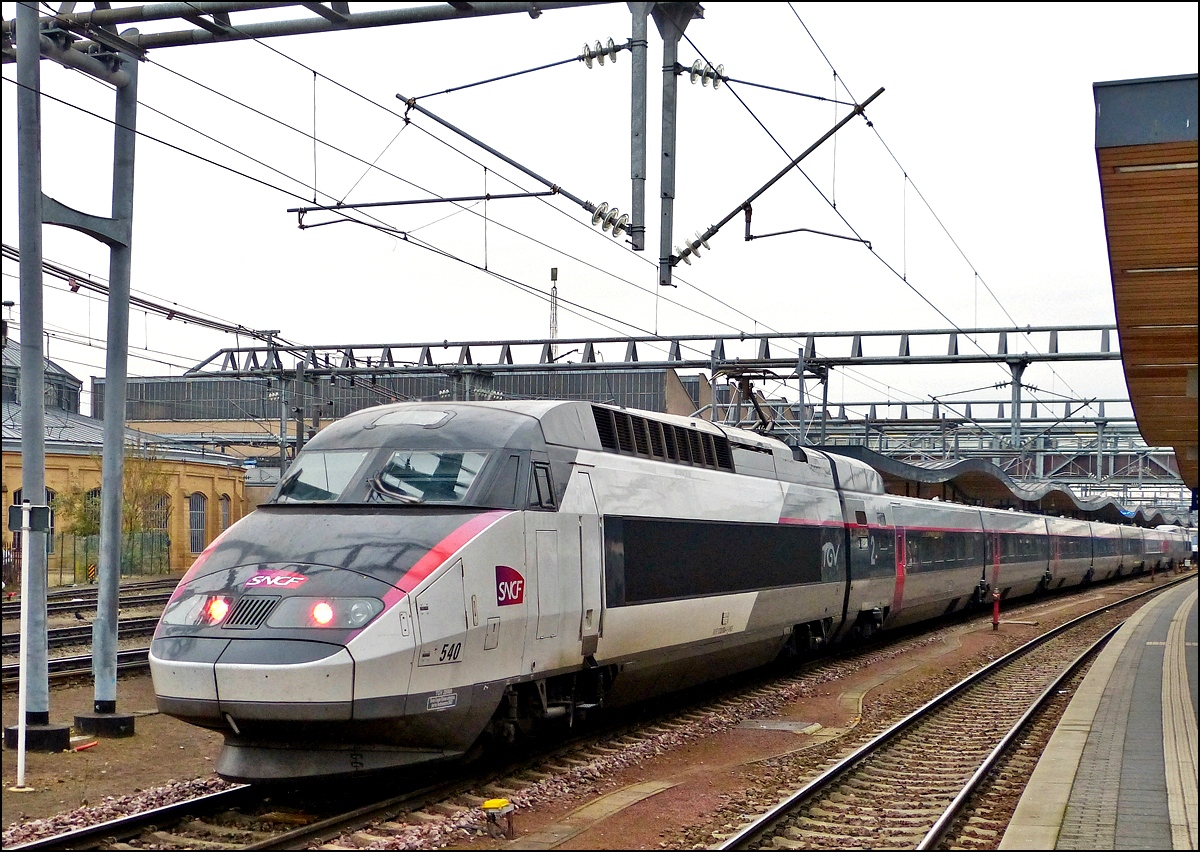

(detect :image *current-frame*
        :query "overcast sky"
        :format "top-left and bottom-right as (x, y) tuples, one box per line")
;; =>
(2, 1), (1197, 421)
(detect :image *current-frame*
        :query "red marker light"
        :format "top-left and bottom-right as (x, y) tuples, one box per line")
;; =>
(206, 597), (230, 624)
(312, 601), (334, 626)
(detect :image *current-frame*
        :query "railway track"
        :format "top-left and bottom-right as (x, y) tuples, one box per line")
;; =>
(1, 647), (150, 687)
(2, 782), (475, 852)
(3, 720), (682, 850)
(1, 578), (178, 621)
(6, 575), (1183, 851)
(1, 616), (160, 656)
(717, 579), (1181, 850)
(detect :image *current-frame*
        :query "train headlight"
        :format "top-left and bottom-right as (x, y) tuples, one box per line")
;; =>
(205, 597), (231, 625)
(312, 601), (334, 625)
(347, 600), (375, 626)
(163, 594), (233, 626)
(162, 595), (203, 626)
(266, 597), (384, 629)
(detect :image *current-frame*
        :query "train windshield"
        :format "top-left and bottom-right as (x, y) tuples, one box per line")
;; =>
(368, 450), (488, 504)
(276, 450), (370, 503)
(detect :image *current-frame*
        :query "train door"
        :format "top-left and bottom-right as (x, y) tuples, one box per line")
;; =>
(535, 530), (559, 640)
(891, 504), (906, 619)
(577, 471), (602, 658)
(413, 560), (471, 701)
(990, 530), (1001, 590)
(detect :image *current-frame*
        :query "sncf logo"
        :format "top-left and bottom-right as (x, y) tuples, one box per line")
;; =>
(495, 565), (524, 606)
(244, 570), (308, 589)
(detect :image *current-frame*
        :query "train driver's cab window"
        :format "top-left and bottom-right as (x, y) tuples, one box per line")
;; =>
(530, 463), (556, 510)
(370, 451), (488, 503)
(276, 450), (370, 502)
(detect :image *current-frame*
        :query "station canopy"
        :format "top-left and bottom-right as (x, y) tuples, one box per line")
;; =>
(1093, 74), (1198, 491)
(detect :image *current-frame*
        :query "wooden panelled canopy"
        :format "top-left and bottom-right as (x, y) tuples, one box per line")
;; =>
(1094, 75), (1198, 491)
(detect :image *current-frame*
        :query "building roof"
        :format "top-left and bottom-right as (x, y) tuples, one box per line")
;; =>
(0, 345), (81, 385)
(1094, 73), (1198, 490)
(1, 402), (245, 468)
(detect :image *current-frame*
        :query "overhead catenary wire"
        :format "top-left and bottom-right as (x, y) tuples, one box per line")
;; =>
(785, 2), (1085, 404)
(125, 53), (761, 337)
(2, 25), (1113, 453)
(156, 3), (805, 341)
(0, 77), (648, 342)
(10, 11), (1005, 420)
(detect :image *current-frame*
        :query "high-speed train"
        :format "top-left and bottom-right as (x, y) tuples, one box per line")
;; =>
(149, 401), (1192, 782)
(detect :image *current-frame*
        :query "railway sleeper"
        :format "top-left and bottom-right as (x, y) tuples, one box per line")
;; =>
(402, 810), (444, 824)
(149, 831), (233, 850)
(178, 820), (277, 843)
(373, 821), (414, 835)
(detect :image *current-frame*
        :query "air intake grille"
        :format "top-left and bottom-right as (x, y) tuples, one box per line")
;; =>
(224, 595), (279, 629)
(590, 405), (734, 472)
(594, 407), (618, 450)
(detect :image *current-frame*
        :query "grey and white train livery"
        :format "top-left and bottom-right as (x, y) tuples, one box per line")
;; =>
(149, 401), (1191, 782)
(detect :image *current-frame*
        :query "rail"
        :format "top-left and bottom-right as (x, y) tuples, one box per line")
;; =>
(719, 576), (1188, 850)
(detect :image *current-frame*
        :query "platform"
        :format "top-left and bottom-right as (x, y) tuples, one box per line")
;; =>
(1000, 577), (1198, 850)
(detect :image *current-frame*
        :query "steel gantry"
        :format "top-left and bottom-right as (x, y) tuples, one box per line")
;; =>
(163, 322), (1191, 505)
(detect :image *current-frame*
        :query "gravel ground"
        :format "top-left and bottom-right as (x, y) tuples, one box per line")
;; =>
(1, 671), (228, 840)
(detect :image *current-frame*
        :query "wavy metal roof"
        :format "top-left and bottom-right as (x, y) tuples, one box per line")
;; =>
(821, 444), (1191, 528)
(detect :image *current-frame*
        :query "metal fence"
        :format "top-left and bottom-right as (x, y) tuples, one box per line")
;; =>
(2, 531), (170, 588)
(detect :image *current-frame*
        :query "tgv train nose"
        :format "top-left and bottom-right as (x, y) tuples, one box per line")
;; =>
(151, 559), (397, 725)
(152, 636), (356, 724)
(216, 639), (355, 721)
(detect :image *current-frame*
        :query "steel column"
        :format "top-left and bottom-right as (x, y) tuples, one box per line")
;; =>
(15, 0), (49, 724)
(1008, 360), (1026, 449)
(820, 369), (830, 445)
(628, 2), (650, 252)
(93, 45), (139, 712)
(294, 361), (306, 456)
(651, 2), (696, 288)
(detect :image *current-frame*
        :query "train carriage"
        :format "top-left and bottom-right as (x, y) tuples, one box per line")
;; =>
(978, 508), (1052, 598)
(1045, 516), (1095, 588)
(1118, 524), (1146, 574)
(1090, 522), (1123, 580)
(885, 501), (987, 628)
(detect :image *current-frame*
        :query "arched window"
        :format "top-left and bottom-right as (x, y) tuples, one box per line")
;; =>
(149, 494), (170, 533)
(84, 487), (102, 531)
(12, 487), (56, 554)
(219, 494), (231, 532)
(188, 492), (208, 554)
